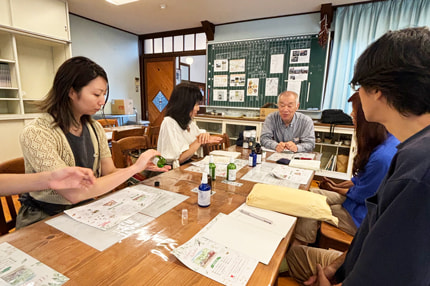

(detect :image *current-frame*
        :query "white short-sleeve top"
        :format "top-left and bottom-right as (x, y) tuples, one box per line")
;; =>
(157, 116), (203, 164)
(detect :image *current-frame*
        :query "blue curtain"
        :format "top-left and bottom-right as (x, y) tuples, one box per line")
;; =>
(323, 0), (430, 113)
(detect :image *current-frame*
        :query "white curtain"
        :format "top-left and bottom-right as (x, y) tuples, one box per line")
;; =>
(323, 0), (430, 113)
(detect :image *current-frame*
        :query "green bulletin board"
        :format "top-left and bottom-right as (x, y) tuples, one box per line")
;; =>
(206, 34), (328, 110)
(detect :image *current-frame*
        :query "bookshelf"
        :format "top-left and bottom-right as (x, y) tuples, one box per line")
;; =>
(0, 0), (71, 117)
(314, 124), (356, 180)
(0, 0), (71, 162)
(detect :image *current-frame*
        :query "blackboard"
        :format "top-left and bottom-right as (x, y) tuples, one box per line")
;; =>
(206, 34), (328, 110)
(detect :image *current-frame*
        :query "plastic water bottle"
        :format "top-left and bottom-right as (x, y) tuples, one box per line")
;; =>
(198, 172), (211, 207)
(227, 157), (237, 181)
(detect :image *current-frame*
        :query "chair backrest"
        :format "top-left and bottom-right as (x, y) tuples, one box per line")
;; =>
(0, 157), (24, 235)
(203, 133), (230, 156)
(97, 118), (119, 128)
(147, 125), (160, 148)
(111, 126), (147, 141)
(111, 135), (150, 169)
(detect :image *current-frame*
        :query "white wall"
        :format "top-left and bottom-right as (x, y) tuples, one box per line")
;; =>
(70, 15), (140, 116)
(213, 13), (320, 43)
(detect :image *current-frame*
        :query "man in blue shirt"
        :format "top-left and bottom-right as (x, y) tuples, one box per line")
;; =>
(260, 91), (315, 152)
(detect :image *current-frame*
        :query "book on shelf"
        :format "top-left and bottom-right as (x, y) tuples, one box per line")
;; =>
(324, 154), (338, 171)
(0, 63), (12, 88)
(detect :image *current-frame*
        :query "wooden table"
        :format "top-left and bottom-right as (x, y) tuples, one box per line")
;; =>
(0, 147), (313, 285)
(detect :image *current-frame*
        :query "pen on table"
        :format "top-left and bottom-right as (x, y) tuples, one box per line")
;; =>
(293, 157), (312, 160)
(239, 209), (273, 224)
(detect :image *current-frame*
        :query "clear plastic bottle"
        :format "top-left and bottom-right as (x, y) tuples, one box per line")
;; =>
(153, 155), (166, 168)
(227, 157), (237, 181)
(209, 155), (216, 181)
(198, 172), (211, 207)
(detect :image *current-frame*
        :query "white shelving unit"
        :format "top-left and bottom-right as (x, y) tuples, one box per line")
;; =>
(314, 124), (356, 180)
(0, 0), (71, 162)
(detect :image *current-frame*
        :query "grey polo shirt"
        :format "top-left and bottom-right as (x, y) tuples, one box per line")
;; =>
(260, 111), (315, 152)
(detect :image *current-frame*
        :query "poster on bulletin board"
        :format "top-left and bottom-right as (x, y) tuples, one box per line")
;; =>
(206, 34), (329, 110)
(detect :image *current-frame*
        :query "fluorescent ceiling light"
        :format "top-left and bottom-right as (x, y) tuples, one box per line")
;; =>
(106, 0), (138, 5)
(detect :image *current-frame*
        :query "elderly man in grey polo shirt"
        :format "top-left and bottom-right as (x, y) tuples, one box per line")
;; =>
(261, 91), (315, 153)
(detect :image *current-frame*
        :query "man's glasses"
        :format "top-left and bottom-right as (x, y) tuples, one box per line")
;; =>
(349, 82), (361, 91)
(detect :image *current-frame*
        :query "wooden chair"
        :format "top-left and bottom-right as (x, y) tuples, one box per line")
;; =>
(111, 136), (150, 169)
(111, 126), (147, 141)
(146, 125), (160, 149)
(0, 157), (24, 235)
(277, 276), (300, 286)
(111, 136), (150, 189)
(316, 222), (354, 252)
(203, 133), (230, 156)
(97, 118), (119, 128)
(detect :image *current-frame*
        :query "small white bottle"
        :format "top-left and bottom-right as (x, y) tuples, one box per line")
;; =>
(198, 172), (211, 207)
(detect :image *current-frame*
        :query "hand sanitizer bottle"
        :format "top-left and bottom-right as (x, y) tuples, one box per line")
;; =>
(198, 172), (211, 207)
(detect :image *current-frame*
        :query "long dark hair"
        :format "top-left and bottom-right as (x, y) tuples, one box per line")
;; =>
(38, 56), (109, 133)
(165, 82), (203, 130)
(349, 92), (388, 176)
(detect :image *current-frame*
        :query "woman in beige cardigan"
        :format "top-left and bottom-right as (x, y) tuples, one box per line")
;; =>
(17, 56), (170, 228)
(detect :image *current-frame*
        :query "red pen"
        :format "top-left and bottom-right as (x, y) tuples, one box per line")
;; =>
(294, 157), (312, 160)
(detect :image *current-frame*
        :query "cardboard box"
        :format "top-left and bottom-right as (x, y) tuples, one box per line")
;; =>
(111, 99), (134, 115)
(259, 108), (278, 119)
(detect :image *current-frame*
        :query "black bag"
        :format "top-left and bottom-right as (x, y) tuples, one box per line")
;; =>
(321, 109), (353, 125)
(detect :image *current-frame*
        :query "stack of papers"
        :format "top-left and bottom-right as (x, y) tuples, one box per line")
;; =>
(172, 204), (296, 285)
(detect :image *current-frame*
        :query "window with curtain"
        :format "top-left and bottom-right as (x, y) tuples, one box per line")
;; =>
(323, 0), (430, 114)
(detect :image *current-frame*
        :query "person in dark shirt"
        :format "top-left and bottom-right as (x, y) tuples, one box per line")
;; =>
(287, 27), (430, 286)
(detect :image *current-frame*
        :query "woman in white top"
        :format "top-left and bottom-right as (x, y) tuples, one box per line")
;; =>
(158, 83), (222, 167)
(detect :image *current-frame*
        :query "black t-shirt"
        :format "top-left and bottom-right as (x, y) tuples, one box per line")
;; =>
(66, 124), (95, 169)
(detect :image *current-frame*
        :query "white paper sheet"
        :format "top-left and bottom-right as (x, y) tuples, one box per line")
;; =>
(172, 214), (258, 286)
(47, 185), (189, 251)
(64, 187), (160, 230)
(240, 162), (303, 188)
(270, 54), (284, 74)
(0, 242), (69, 286)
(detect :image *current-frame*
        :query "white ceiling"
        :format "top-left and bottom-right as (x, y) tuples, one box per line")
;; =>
(67, 0), (372, 35)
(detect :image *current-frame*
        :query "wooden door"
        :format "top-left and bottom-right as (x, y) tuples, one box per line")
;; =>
(144, 58), (175, 127)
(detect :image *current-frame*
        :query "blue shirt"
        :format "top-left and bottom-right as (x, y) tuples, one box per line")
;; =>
(342, 134), (399, 227)
(260, 111), (315, 152)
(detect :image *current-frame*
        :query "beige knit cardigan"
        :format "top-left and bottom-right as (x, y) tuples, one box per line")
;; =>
(20, 113), (111, 204)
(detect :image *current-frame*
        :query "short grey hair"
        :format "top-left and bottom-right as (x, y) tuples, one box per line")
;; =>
(277, 91), (299, 105)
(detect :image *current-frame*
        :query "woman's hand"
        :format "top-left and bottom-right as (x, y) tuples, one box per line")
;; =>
(197, 133), (211, 144)
(197, 133), (223, 144)
(48, 167), (96, 190)
(134, 149), (171, 172)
